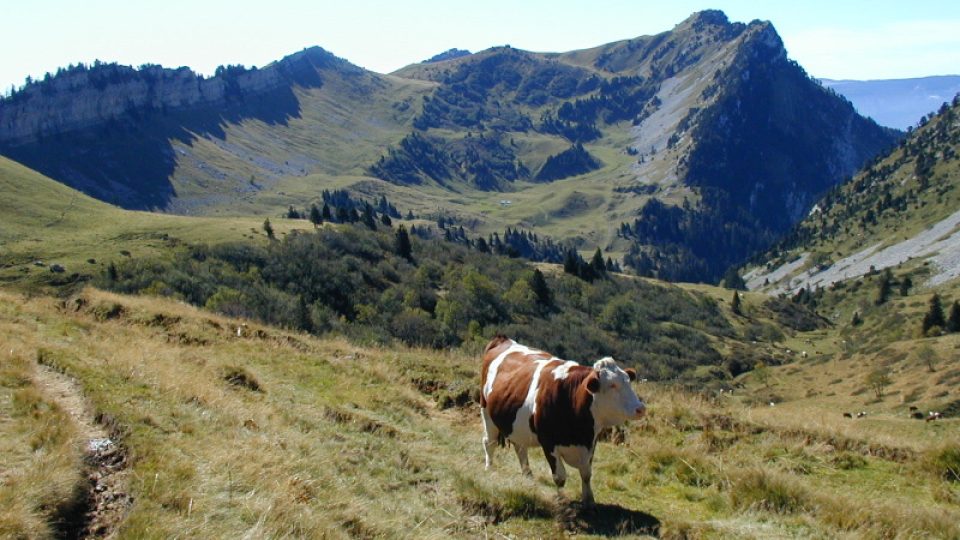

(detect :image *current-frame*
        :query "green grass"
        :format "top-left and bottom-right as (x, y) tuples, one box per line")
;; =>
(0, 156), (312, 291)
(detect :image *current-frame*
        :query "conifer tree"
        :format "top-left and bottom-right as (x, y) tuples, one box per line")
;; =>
(947, 301), (960, 333)
(309, 204), (322, 228)
(591, 248), (607, 276)
(875, 268), (892, 305)
(899, 275), (912, 296)
(362, 203), (377, 230)
(731, 290), (742, 315)
(395, 225), (413, 262)
(530, 269), (552, 309)
(922, 294), (946, 335)
(263, 218), (275, 240)
(563, 249), (579, 276)
(322, 202), (332, 222)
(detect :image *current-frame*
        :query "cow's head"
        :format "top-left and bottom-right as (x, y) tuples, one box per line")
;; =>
(584, 357), (646, 425)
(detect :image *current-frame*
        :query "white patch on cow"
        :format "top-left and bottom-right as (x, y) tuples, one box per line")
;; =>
(552, 360), (579, 380)
(509, 359), (553, 448)
(483, 341), (541, 399)
(555, 444), (596, 504)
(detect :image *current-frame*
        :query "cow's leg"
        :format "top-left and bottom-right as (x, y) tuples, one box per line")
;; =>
(573, 448), (595, 506)
(543, 446), (566, 489)
(513, 443), (531, 476)
(559, 445), (595, 505)
(480, 407), (498, 470)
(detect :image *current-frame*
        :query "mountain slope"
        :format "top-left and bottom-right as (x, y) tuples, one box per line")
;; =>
(0, 155), (302, 290)
(745, 94), (960, 293)
(0, 11), (899, 283)
(822, 75), (960, 130)
(0, 48), (427, 211)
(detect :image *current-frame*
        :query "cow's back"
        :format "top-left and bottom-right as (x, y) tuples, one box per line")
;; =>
(480, 336), (552, 439)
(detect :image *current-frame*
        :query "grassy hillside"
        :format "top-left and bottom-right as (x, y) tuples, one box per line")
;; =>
(2, 287), (958, 538)
(0, 156), (308, 291)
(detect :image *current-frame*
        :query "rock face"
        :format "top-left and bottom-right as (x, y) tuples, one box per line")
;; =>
(0, 47), (356, 208)
(1, 47), (343, 146)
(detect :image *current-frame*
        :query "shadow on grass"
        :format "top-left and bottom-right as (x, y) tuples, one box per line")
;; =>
(557, 501), (661, 537)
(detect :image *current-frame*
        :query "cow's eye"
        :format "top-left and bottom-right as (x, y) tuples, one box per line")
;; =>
(610, 383), (617, 389)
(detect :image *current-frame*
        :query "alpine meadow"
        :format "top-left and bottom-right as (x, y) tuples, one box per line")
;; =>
(1, 8), (958, 539)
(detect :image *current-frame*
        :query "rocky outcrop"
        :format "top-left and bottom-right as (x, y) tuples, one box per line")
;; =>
(0, 47), (348, 147)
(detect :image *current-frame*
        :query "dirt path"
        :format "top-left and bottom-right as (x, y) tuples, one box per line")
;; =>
(34, 363), (131, 539)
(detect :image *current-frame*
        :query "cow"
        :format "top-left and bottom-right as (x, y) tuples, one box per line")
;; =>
(479, 335), (646, 505)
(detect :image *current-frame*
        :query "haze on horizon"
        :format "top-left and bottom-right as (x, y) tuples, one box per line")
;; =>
(3, 0), (960, 94)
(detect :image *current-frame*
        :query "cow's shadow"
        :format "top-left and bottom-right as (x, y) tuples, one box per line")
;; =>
(557, 500), (661, 537)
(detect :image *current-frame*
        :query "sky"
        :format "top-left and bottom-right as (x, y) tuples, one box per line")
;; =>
(3, 0), (959, 93)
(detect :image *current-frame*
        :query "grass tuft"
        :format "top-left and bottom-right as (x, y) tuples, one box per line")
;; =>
(454, 475), (553, 524)
(221, 366), (262, 392)
(729, 469), (812, 514)
(924, 442), (960, 482)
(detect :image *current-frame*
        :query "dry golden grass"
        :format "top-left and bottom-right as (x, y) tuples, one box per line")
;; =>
(2, 287), (959, 539)
(0, 350), (84, 539)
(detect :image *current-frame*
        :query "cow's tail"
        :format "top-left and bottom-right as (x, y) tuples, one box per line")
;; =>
(497, 432), (506, 447)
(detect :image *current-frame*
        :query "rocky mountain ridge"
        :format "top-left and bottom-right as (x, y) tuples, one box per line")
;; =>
(0, 47), (352, 146)
(0, 10), (901, 282)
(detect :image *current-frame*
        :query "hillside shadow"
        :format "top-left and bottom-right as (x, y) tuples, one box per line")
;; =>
(557, 501), (661, 537)
(0, 51), (335, 210)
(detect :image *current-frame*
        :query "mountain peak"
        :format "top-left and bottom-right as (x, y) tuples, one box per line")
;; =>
(423, 48), (472, 64)
(678, 9), (731, 29)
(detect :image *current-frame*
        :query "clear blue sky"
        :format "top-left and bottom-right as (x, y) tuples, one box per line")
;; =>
(3, 0), (959, 93)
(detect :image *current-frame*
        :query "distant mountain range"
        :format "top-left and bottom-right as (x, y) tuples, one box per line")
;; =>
(822, 76), (960, 130)
(0, 10), (900, 283)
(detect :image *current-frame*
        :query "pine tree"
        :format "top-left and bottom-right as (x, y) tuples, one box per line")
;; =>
(322, 203), (332, 222)
(380, 213), (392, 227)
(309, 204), (322, 228)
(947, 301), (960, 333)
(590, 248), (607, 276)
(395, 225), (413, 261)
(875, 268), (892, 305)
(922, 293), (946, 335)
(899, 275), (913, 296)
(563, 249), (579, 276)
(530, 269), (552, 309)
(263, 218), (275, 240)
(721, 266), (746, 290)
(362, 203), (377, 230)
(731, 290), (742, 315)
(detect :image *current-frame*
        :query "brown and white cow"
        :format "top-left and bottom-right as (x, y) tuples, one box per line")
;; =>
(479, 335), (646, 505)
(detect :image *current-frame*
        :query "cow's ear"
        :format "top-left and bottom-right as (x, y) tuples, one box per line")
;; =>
(625, 368), (637, 382)
(585, 372), (600, 393)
